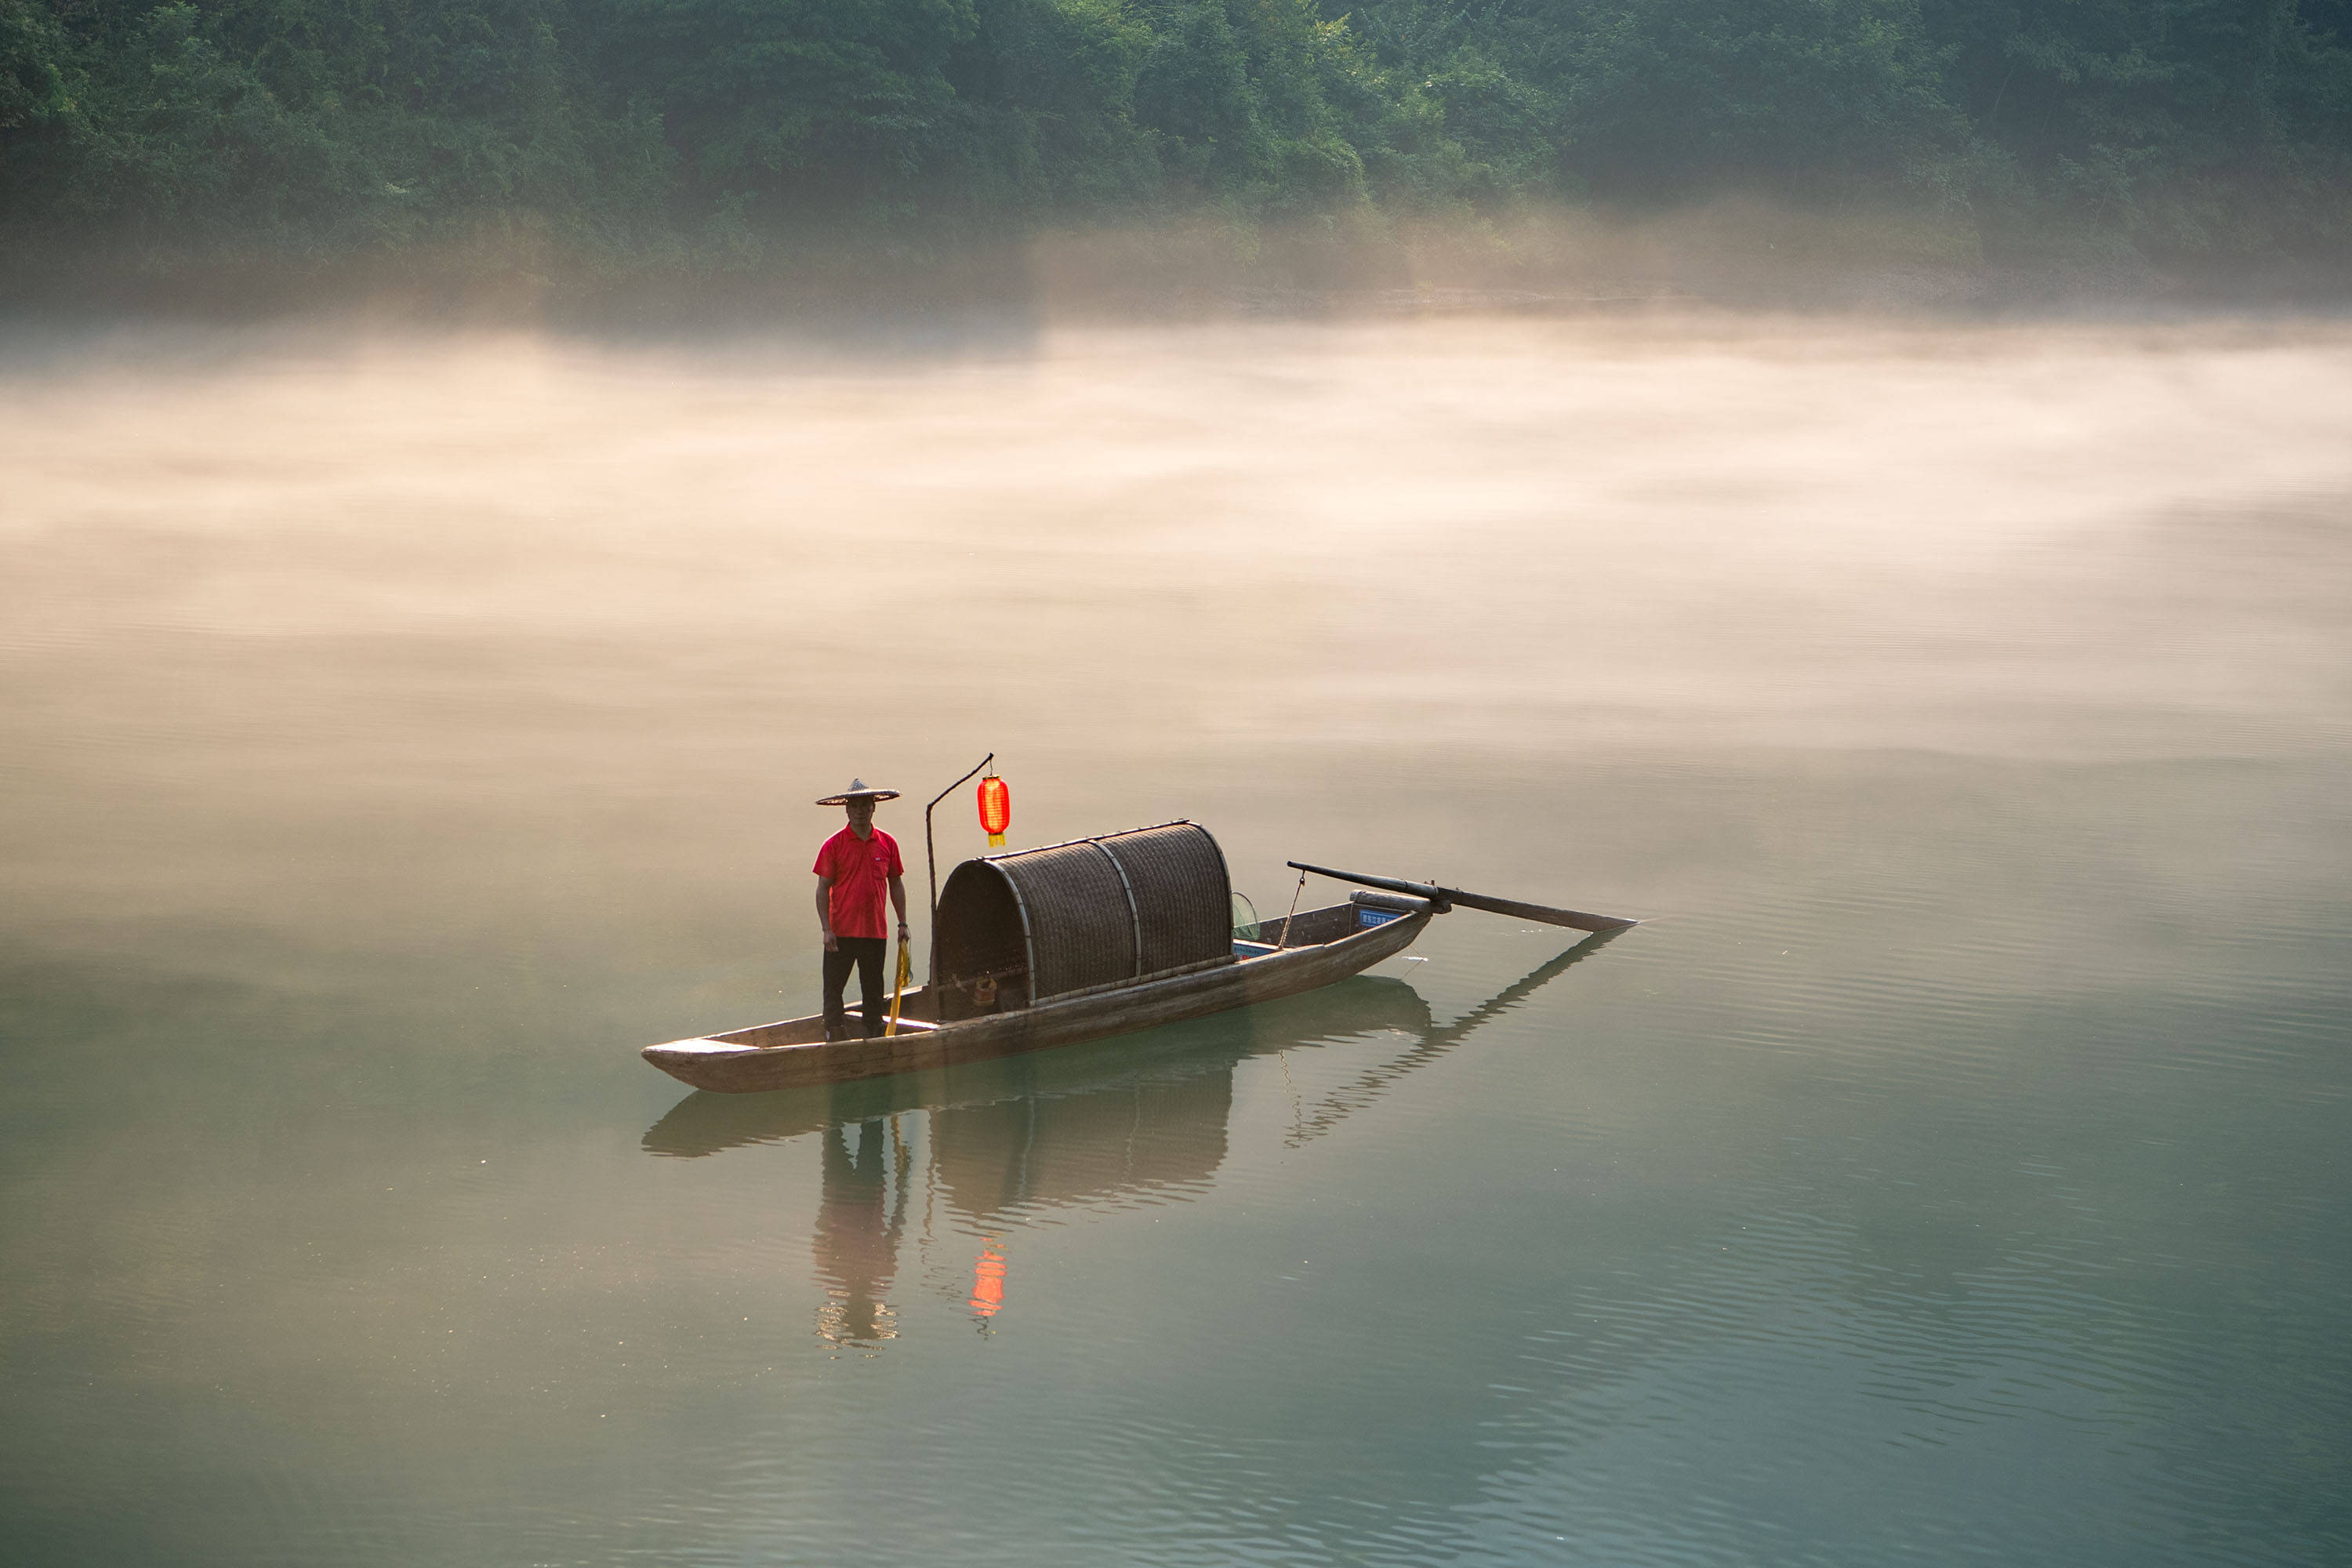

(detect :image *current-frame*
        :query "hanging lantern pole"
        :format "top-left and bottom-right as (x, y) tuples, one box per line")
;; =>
(924, 752), (994, 987)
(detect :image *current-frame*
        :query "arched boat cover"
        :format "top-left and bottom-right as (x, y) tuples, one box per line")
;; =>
(934, 822), (1234, 1016)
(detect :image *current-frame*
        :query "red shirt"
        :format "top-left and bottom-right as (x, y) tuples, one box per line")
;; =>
(813, 826), (903, 940)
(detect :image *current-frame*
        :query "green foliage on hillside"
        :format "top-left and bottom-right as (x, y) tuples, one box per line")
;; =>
(4, 0), (2349, 282)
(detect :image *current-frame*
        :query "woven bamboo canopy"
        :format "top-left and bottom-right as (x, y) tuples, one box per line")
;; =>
(933, 822), (1234, 1019)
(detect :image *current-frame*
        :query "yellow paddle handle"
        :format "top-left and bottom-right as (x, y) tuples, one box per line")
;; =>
(884, 938), (911, 1036)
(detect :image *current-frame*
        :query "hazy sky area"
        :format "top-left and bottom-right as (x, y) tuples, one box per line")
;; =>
(7, 313), (2347, 943)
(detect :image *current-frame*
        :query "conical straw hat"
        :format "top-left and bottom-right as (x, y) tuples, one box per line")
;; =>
(815, 777), (901, 805)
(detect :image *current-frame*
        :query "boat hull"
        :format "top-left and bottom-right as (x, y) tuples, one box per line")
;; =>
(642, 905), (1434, 1093)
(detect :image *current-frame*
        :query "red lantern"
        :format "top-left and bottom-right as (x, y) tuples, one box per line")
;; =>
(978, 773), (1011, 848)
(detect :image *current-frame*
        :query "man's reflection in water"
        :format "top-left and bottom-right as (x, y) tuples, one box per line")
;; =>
(811, 1117), (909, 1346)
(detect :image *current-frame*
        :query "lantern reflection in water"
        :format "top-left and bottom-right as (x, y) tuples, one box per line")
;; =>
(971, 1242), (1007, 1319)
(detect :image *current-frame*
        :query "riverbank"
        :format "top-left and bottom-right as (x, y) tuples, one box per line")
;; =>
(8, 200), (2350, 330)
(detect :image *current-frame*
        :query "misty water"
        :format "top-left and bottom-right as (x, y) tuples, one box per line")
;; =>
(3, 310), (2348, 1566)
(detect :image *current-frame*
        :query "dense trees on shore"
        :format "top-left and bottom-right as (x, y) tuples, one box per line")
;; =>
(4, 0), (2349, 283)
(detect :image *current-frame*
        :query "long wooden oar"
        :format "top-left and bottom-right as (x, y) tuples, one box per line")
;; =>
(1287, 861), (1639, 934)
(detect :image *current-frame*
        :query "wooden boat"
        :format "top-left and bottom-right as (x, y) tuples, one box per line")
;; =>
(642, 821), (1633, 1094)
(641, 973), (1440, 1158)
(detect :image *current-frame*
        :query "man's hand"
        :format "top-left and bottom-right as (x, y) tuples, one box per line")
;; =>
(897, 920), (911, 941)
(822, 928), (838, 952)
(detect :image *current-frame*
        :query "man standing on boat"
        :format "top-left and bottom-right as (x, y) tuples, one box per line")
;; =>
(812, 779), (910, 1041)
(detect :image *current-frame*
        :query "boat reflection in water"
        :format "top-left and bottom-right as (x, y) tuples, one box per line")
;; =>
(644, 932), (1621, 1345)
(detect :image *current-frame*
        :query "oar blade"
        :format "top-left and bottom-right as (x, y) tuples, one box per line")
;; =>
(1285, 860), (1639, 934)
(1443, 889), (1637, 934)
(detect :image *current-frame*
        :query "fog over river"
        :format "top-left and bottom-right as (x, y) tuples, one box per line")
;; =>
(3, 312), (2347, 1565)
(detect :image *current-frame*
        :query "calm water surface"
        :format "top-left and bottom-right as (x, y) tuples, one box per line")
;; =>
(2, 313), (2347, 1565)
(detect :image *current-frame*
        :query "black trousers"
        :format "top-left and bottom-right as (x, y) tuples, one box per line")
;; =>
(822, 936), (888, 1038)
